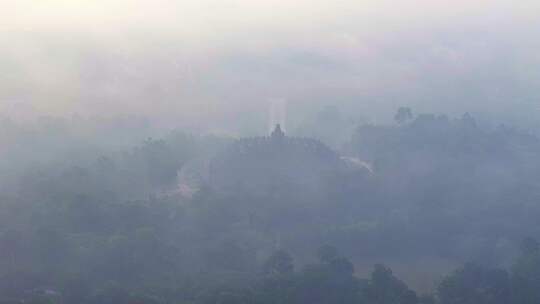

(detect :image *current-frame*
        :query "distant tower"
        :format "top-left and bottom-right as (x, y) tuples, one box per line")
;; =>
(271, 124), (285, 141)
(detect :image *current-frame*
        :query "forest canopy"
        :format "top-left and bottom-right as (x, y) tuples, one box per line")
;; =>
(2, 108), (540, 303)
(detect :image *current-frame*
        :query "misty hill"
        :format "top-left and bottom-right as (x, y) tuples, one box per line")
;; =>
(4, 110), (540, 303)
(208, 124), (353, 195)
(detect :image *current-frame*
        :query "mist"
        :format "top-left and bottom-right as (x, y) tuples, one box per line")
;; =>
(3, 1), (540, 130)
(2, 1), (540, 303)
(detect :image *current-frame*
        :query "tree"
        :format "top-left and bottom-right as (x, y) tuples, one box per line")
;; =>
(317, 245), (339, 264)
(438, 262), (510, 304)
(364, 264), (418, 304)
(394, 107), (413, 125)
(263, 250), (294, 276)
(258, 250), (296, 304)
(295, 247), (362, 304)
(511, 238), (540, 304)
(520, 237), (539, 255)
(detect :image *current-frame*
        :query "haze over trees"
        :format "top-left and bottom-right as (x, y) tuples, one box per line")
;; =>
(3, 0), (540, 302)
(1, 107), (540, 303)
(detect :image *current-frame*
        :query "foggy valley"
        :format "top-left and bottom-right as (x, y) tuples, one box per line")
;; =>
(2, 1), (540, 303)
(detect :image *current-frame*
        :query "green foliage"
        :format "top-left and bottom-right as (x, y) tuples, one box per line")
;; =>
(317, 245), (339, 264)
(438, 263), (510, 304)
(363, 264), (418, 304)
(3, 110), (540, 303)
(394, 107), (414, 125)
(511, 238), (540, 304)
(263, 250), (294, 275)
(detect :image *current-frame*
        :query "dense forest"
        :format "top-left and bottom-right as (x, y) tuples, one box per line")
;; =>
(2, 108), (540, 303)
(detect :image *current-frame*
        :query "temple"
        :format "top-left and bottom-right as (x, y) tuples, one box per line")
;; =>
(207, 124), (345, 194)
(271, 124), (285, 142)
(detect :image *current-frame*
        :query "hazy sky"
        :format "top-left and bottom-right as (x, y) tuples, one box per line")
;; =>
(2, 0), (540, 130)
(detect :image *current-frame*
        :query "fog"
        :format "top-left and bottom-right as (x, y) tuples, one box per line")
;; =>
(2, 1), (540, 303)
(3, 1), (540, 130)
